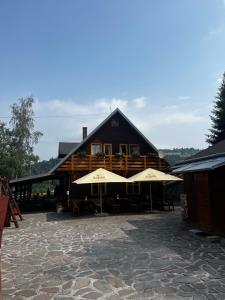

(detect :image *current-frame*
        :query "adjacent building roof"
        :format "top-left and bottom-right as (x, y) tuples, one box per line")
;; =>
(189, 139), (225, 160)
(172, 139), (225, 174)
(173, 156), (225, 174)
(10, 173), (61, 184)
(58, 142), (80, 158)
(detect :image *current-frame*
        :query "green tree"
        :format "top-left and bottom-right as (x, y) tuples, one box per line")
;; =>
(207, 73), (225, 145)
(0, 97), (43, 178)
(10, 97), (43, 177)
(0, 121), (14, 177)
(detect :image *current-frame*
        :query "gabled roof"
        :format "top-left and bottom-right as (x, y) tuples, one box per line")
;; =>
(58, 142), (80, 158)
(50, 108), (159, 174)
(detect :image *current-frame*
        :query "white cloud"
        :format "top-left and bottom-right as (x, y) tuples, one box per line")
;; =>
(178, 96), (191, 101)
(133, 97), (146, 108)
(30, 97), (210, 160)
(94, 98), (128, 112)
(203, 25), (225, 41)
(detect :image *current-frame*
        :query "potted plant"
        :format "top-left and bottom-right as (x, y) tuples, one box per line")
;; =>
(95, 152), (105, 158)
(131, 152), (140, 158)
(115, 152), (124, 159)
(77, 151), (86, 158)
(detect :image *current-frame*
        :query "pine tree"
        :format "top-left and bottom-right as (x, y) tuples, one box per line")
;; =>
(207, 72), (225, 145)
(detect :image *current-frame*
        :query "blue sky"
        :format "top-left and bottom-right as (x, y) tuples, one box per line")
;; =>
(1, 0), (225, 160)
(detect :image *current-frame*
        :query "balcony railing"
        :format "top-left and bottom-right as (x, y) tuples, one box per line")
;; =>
(57, 154), (168, 172)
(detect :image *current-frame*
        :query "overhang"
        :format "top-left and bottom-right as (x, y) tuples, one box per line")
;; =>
(172, 156), (225, 174)
(10, 173), (62, 185)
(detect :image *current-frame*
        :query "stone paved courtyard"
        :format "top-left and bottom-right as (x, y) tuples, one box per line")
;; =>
(1, 208), (225, 300)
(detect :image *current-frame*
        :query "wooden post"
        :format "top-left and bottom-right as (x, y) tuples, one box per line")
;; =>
(144, 156), (147, 169)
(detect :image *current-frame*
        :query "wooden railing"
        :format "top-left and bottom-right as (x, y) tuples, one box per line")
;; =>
(57, 155), (168, 172)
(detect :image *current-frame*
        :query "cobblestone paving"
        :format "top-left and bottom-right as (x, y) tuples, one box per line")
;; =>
(1, 209), (225, 300)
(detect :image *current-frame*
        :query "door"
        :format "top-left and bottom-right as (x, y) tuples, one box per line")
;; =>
(194, 173), (212, 230)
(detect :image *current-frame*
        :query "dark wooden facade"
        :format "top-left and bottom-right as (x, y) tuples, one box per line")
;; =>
(174, 141), (225, 235)
(53, 110), (168, 203)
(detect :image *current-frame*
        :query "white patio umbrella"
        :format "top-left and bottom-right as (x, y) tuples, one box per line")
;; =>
(129, 168), (182, 211)
(73, 168), (132, 215)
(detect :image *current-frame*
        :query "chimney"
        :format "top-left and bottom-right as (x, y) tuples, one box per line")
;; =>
(82, 127), (87, 140)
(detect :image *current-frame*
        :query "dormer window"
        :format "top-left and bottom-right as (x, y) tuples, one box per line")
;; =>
(111, 118), (119, 127)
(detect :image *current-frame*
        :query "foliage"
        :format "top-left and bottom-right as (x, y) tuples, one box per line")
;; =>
(159, 148), (200, 165)
(95, 152), (105, 157)
(30, 158), (60, 175)
(207, 73), (225, 145)
(0, 122), (15, 177)
(115, 152), (124, 158)
(0, 97), (43, 178)
(76, 151), (86, 157)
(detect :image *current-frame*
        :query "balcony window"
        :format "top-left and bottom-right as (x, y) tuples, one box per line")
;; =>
(119, 144), (128, 155)
(104, 144), (112, 156)
(91, 143), (102, 155)
(129, 144), (140, 155)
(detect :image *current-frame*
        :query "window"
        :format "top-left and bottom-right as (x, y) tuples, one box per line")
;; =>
(91, 143), (102, 155)
(129, 144), (140, 155)
(111, 118), (119, 127)
(104, 144), (112, 156)
(119, 144), (128, 155)
(127, 182), (140, 194)
(91, 183), (107, 196)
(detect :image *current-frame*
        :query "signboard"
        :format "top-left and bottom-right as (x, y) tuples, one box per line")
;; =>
(0, 196), (9, 247)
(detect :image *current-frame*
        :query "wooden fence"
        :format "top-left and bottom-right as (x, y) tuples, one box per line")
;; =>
(57, 155), (168, 172)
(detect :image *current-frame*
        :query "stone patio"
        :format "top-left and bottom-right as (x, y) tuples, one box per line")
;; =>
(1, 208), (225, 299)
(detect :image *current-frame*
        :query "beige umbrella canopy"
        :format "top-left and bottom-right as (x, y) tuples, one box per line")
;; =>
(129, 168), (183, 182)
(73, 168), (131, 214)
(129, 168), (182, 211)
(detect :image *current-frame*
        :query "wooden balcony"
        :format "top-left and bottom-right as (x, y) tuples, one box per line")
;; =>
(57, 154), (168, 172)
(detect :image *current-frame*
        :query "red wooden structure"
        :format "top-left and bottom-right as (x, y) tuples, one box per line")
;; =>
(0, 177), (23, 247)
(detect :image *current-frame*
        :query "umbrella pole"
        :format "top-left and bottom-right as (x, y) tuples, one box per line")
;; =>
(150, 183), (153, 212)
(99, 183), (102, 215)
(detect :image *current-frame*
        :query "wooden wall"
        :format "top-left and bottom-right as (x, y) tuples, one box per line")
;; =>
(78, 112), (158, 155)
(184, 167), (225, 234)
(211, 168), (225, 234)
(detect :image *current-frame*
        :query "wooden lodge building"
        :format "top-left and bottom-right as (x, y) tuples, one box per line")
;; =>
(10, 109), (169, 214)
(172, 139), (225, 235)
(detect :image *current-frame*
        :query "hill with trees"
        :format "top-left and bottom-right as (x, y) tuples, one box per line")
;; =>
(159, 148), (201, 165)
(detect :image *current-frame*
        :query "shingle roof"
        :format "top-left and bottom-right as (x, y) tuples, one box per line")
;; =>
(10, 173), (59, 184)
(189, 139), (225, 160)
(172, 139), (225, 173)
(58, 142), (80, 158)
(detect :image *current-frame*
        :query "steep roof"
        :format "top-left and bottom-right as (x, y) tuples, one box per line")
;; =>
(50, 108), (159, 174)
